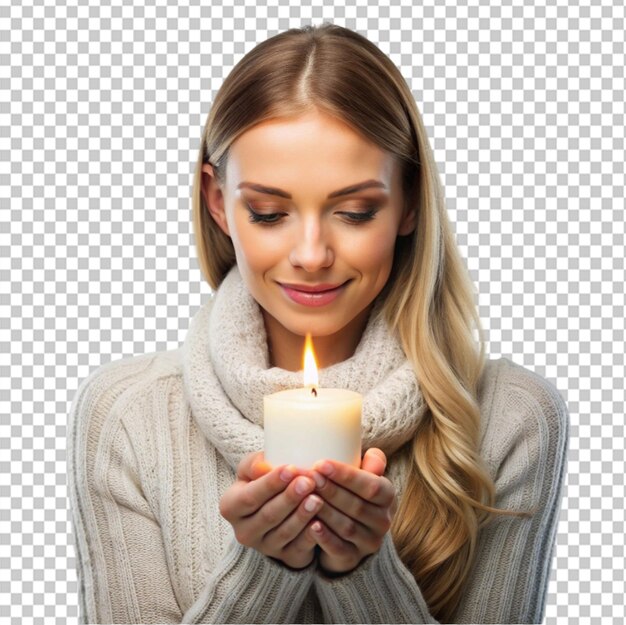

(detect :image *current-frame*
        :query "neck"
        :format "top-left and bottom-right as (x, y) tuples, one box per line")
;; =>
(263, 306), (373, 371)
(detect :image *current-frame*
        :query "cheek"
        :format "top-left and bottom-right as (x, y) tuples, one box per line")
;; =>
(230, 217), (282, 273)
(346, 223), (399, 275)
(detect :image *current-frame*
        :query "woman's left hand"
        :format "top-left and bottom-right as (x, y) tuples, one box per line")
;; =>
(307, 448), (397, 575)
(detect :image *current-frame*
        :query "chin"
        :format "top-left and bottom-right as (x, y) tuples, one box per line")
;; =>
(285, 310), (368, 340)
(262, 305), (326, 333)
(287, 319), (344, 339)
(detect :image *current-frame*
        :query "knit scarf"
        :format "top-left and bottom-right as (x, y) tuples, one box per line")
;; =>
(182, 266), (427, 471)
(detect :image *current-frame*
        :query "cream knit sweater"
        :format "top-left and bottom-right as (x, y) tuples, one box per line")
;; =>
(68, 266), (569, 624)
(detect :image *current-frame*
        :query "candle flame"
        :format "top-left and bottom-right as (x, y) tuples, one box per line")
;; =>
(303, 333), (319, 388)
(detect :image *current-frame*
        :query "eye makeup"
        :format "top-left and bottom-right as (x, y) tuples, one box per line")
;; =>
(245, 202), (380, 226)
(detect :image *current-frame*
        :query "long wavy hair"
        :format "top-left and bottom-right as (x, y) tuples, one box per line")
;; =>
(191, 23), (530, 622)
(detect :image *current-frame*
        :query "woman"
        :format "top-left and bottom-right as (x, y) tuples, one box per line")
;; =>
(68, 23), (569, 624)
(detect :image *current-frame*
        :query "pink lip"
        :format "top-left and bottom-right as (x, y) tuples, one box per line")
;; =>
(278, 281), (349, 307)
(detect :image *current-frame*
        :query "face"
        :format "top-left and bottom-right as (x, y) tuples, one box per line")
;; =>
(202, 108), (415, 350)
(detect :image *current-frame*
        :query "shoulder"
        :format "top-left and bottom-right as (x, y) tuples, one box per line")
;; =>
(477, 356), (570, 433)
(478, 356), (569, 427)
(69, 348), (183, 424)
(477, 357), (570, 487)
(68, 348), (185, 470)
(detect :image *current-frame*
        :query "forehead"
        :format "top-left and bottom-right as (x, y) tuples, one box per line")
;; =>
(225, 111), (399, 195)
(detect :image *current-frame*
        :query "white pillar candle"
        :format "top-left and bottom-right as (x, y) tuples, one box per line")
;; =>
(264, 387), (362, 468)
(263, 334), (362, 469)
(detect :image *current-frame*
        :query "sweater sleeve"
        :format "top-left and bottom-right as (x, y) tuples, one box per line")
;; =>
(68, 362), (315, 624)
(313, 364), (569, 624)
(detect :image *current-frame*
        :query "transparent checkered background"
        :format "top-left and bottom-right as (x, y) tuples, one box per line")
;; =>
(1, 0), (624, 623)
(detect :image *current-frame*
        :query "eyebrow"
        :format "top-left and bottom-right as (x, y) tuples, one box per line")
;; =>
(236, 179), (387, 199)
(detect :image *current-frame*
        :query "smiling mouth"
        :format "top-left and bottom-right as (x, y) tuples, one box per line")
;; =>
(278, 281), (350, 307)
(279, 282), (346, 292)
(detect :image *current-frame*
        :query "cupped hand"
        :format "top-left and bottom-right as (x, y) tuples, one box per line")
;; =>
(307, 448), (397, 575)
(219, 451), (325, 570)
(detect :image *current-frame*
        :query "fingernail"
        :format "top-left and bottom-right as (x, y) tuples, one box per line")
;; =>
(312, 471), (327, 489)
(304, 495), (322, 513)
(318, 462), (333, 476)
(280, 466), (294, 482)
(295, 477), (313, 495)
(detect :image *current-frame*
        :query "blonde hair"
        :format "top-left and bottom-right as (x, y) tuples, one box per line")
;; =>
(191, 23), (531, 622)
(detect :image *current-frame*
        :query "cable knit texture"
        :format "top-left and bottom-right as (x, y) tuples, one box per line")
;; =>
(68, 265), (569, 624)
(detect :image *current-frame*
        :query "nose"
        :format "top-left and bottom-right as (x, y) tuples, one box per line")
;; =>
(288, 218), (334, 272)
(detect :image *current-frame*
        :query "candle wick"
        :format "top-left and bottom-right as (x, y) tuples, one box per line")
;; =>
(311, 387), (317, 397)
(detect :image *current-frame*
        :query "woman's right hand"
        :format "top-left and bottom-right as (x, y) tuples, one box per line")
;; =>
(219, 451), (324, 570)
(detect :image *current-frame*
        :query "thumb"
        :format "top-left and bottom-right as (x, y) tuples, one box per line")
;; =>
(361, 448), (387, 476)
(237, 451), (271, 481)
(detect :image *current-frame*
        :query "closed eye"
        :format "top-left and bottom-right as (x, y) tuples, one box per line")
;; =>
(246, 206), (286, 225)
(245, 203), (380, 226)
(336, 208), (378, 223)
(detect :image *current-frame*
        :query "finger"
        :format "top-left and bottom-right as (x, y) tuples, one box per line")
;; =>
(360, 448), (387, 476)
(315, 501), (386, 550)
(222, 465), (300, 519)
(311, 476), (392, 535)
(237, 451), (266, 481)
(284, 520), (320, 560)
(272, 517), (321, 570)
(310, 520), (359, 571)
(262, 494), (324, 549)
(250, 455), (273, 480)
(238, 451), (285, 481)
(238, 474), (316, 537)
(311, 460), (395, 506)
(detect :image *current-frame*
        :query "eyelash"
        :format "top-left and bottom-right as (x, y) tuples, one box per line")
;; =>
(245, 205), (379, 226)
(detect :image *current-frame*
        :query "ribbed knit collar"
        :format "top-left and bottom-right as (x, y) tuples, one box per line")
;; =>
(182, 265), (427, 471)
